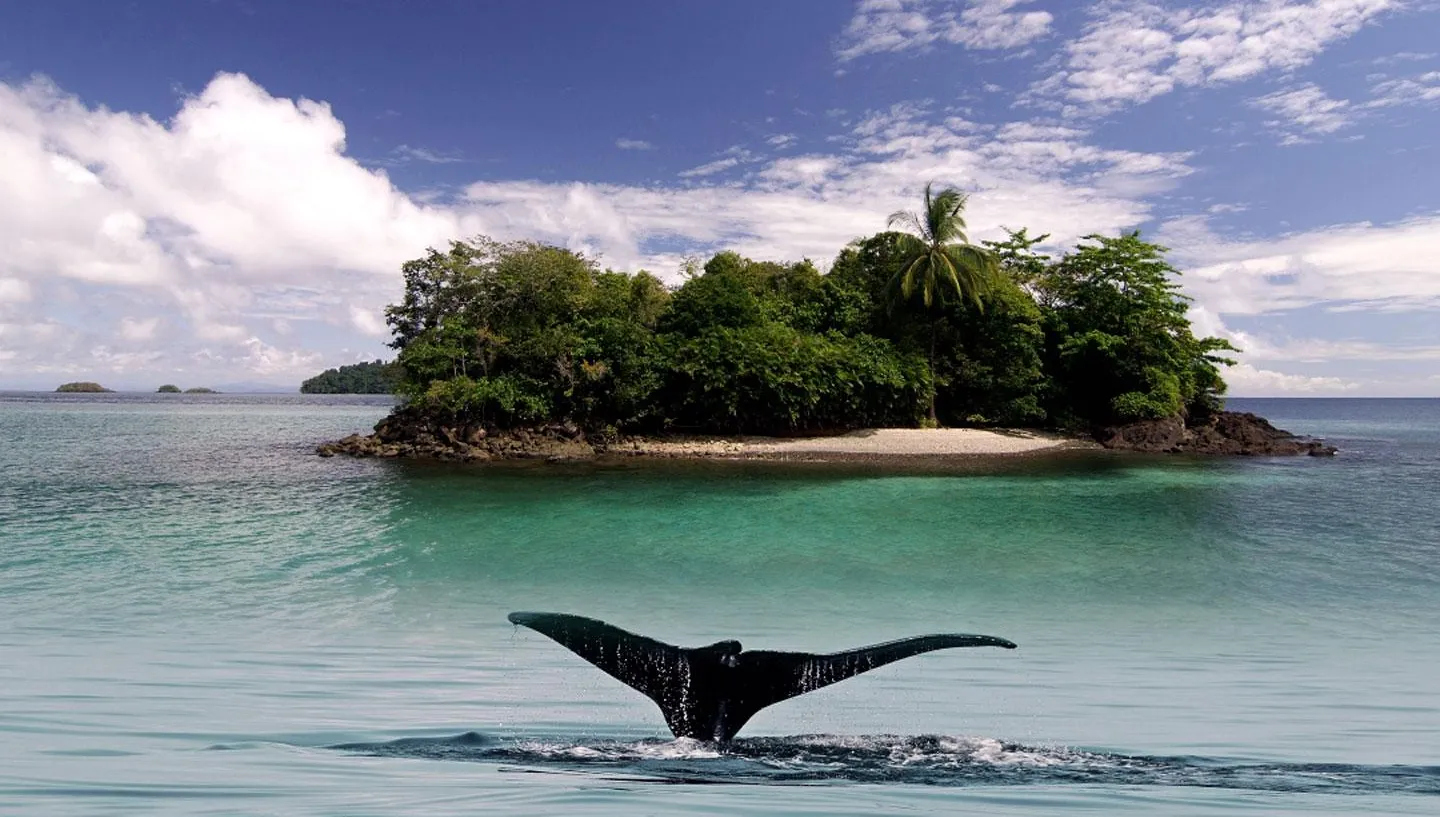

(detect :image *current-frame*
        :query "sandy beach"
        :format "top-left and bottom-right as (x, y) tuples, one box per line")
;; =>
(621, 427), (1092, 461)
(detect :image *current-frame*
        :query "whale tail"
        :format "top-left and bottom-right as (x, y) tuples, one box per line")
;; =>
(507, 611), (1016, 741)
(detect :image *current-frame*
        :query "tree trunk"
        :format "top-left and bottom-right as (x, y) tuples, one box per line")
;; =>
(927, 321), (939, 425)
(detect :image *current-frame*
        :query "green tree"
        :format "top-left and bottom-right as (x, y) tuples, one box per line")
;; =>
(1035, 232), (1236, 426)
(933, 278), (1048, 426)
(300, 360), (401, 394)
(886, 183), (999, 422)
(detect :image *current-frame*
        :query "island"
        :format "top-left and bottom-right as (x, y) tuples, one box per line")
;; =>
(300, 360), (399, 394)
(183, 387), (219, 394)
(319, 186), (1335, 463)
(56, 382), (113, 393)
(157, 384), (181, 393)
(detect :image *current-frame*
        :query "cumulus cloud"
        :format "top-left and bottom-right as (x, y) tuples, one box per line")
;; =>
(1223, 363), (1359, 394)
(7, 68), (1425, 392)
(349, 306), (388, 338)
(1031, 0), (1397, 114)
(0, 72), (481, 385)
(615, 137), (654, 150)
(836, 0), (1053, 62)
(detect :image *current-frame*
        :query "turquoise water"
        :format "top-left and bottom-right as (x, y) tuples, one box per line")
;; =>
(1, 393), (1437, 815)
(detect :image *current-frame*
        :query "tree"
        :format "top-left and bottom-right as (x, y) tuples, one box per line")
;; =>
(300, 360), (401, 394)
(886, 183), (998, 422)
(1035, 232), (1236, 426)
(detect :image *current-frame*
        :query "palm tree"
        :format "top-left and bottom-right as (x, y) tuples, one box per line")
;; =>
(887, 182), (997, 424)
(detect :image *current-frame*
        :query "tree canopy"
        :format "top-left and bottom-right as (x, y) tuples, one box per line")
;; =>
(300, 360), (401, 394)
(379, 205), (1234, 435)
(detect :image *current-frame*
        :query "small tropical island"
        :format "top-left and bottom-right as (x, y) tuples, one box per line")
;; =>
(320, 185), (1335, 463)
(157, 384), (181, 393)
(300, 360), (400, 394)
(56, 382), (114, 393)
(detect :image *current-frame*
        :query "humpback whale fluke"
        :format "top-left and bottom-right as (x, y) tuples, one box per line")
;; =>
(507, 611), (1017, 742)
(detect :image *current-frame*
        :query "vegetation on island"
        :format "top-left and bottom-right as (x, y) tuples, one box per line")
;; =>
(157, 384), (181, 393)
(184, 387), (219, 394)
(56, 382), (113, 393)
(300, 360), (401, 394)
(379, 186), (1236, 438)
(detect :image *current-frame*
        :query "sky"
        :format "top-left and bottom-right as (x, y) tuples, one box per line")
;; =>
(2, 0), (1438, 394)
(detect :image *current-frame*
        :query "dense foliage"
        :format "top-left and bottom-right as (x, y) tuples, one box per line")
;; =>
(56, 382), (111, 393)
(157, 384), (181, 393)
(382, 204), (1234, 435)
(300, 360), (401, 394)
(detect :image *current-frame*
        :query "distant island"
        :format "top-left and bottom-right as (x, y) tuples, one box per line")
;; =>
(157, 384), (181, 393)
(184, 387), (218, 394)
(155, 385), (218, 393)
(319, 184), (1335, 462)
(56, 382), (113, 393)
(300, 360), (400, 394)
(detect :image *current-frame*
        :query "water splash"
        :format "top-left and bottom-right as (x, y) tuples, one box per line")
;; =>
(330, 732), (1440, 794)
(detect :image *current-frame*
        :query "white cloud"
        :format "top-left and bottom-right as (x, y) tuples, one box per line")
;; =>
(118, 316), (160, 341)
(1249, 83), (1354, 144)
(349, 306), (388, 337)
(1367, 70), (1440, 107)
(1161, 213), (1440, 317)
(836, 0), (1053, 62)
(19, 69), (1414, 391)
(766, 133), (799, 148)
(678, 157), (742, 178)
(615, 137), (654, 150)
(0, 277), (32, 304)
(238, 336), (324, 377)
(1372, 50), (1437, 65)
(1223, 363), (1359, 394)
(0, 72), (484, 385)
(1032, 0), (1397, 114)
(463, 105), (1191, 278)
(392, 144), (464, 164)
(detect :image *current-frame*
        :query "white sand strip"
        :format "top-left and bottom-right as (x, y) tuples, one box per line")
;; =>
(747, 428), (1078, 455)
(625, 428), (1086, 458)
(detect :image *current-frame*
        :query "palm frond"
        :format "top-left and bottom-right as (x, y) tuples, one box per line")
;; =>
(892, 232), (928, 259)
(887, 209), (927, 238)
(888, 181), (996, 314)
(942, 243), (997, 307)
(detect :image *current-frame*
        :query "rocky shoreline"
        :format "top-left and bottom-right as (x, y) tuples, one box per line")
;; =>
(316, 407), (1335, 463)
(1098, 411), (1337, 457)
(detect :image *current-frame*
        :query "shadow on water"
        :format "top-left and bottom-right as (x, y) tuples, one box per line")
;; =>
(324, 732), (1440, 794)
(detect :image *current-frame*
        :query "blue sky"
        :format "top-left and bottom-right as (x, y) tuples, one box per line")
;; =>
(2, 0), (1438, 394)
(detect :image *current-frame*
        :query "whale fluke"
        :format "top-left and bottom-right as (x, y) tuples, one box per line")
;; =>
(507, 611), (1016, 742)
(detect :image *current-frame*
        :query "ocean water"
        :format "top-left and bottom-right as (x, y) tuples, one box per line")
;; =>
(1, 393), (1437, 815)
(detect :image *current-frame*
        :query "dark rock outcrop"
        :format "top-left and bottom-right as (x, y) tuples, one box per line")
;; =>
(316, 406), (598, 463)
(1098, 411), (1336, 456)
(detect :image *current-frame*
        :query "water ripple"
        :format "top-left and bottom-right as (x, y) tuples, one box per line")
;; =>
(331, 732), (1440, 794)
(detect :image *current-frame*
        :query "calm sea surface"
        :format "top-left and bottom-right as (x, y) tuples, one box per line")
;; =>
(1, 393), (1437, 815)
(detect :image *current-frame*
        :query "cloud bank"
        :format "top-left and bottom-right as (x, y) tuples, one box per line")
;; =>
(2, 63), (1437, 394)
